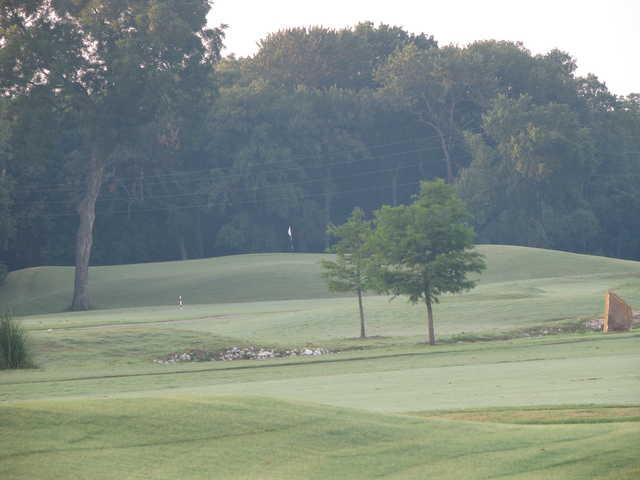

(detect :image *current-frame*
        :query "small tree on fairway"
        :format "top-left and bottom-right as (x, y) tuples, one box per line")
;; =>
(320, 207), (373, 338)
(371, 180), (485, 345)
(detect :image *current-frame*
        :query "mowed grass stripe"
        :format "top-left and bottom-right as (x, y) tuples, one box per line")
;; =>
(3, 334), (638, 413)
(412, 405), (640, 424)
(1, 396), (638, 480)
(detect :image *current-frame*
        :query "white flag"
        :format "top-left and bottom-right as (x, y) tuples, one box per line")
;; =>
(287, 225), (293, 238)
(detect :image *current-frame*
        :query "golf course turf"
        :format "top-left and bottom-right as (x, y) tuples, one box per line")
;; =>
(1, 245), (639, 479)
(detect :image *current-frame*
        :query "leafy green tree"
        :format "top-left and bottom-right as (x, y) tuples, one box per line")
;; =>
(584, 92), (640, 259)
(0, 98), (13, 257)
(370, 180), (485, 345)
(252, 23), (435, 91)
(320, 207), (373, 338)
(458, 94), (596, 250)
(207, 79), (309, 253)
(0, 1), (223, 309)
(376, 45), (482, 182)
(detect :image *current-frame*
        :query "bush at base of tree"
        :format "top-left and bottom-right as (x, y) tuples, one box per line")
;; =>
(0, 312), (32, 369)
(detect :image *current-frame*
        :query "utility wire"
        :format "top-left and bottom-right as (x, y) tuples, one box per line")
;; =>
(14, 143), (444, 207)
(16, 134), (445, 193)
(42, 178), (422, 219)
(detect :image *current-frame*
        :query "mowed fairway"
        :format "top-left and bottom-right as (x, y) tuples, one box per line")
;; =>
(1, 246), (639, 479)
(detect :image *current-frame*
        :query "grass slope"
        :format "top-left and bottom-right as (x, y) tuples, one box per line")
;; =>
(1, 396), (638, 480)
(2, 245), (639, 316)
(2, 246), (640, 479)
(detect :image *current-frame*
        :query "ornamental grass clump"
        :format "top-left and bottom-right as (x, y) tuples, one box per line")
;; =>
(0, 312), (32, 369)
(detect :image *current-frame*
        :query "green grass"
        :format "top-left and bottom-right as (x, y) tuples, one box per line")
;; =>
(3, 332), (639, 416)
(1, 397), (638, 480)
(1, 245), (639, 478)
(2, 245), (640, 316)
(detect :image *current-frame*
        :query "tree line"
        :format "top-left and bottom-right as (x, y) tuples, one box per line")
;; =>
(1, 3), (639, 308)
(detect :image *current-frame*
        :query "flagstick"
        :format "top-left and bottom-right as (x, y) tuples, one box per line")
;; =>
(288, 225), (294, 252)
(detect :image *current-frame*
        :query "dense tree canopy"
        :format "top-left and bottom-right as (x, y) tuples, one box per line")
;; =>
(1, 18), (639, 279)
(0, 0), (223, 308)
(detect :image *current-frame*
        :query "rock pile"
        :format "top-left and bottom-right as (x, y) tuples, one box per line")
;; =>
(585, 318), (604, 331)
(154, 346), (331, 364)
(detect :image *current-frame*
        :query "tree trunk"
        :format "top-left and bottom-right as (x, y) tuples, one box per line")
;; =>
(436, 128), (454, 184)
(391, 167), (398, 206)
(194, 211), (204, 258)
(421, 118), (454, 183)
(70, 149), (104, 311)
(177, 234), (188, 260)
(324, 166), (332, 250)
(357, 287), (366, 338)
(425, 297), (435, 345)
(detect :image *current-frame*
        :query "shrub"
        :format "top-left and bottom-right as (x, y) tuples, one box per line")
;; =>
(0, 312), (32, 369)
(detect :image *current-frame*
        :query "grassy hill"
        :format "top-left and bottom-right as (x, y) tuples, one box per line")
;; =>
(2, 245), (639, 479)
(2, 245), (640, 316)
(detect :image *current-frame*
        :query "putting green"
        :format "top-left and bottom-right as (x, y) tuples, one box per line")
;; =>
(2, 245), (639, 316)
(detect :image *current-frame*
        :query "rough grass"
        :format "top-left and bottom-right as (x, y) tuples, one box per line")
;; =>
(0, 313), (32, 369)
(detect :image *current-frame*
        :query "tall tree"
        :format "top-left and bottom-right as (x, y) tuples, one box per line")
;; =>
(370, 180), (485, 345)
(0, 98), (13, 258)
(320, 207), (373, 338)
(376, 45), (481, 182)
(458, 94), (596, 250)
(0, 1), (223, 309)
(252, 22), (435, 91)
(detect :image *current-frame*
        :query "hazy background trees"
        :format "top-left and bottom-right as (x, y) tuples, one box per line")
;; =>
(1, 16), (639, 278)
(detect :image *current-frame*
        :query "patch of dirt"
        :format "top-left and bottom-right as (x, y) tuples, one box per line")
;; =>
(414, 406), (640, 424)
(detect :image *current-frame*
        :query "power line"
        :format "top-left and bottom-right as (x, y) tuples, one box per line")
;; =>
(97, 159), (426, 204)
(17, 134), (444, 194)
(14, 143), (444, 207)
(42, 178), (423, 219)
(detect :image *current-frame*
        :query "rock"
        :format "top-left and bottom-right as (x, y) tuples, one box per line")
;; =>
(155, 345), (332, 364)
(604, 291), (633, 332)
(585, 318), (604, 331)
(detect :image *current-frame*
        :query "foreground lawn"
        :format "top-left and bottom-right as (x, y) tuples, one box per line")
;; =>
(1, 396), (638, 480)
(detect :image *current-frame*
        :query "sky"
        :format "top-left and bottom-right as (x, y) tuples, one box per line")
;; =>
(208, 0), (639, 96)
